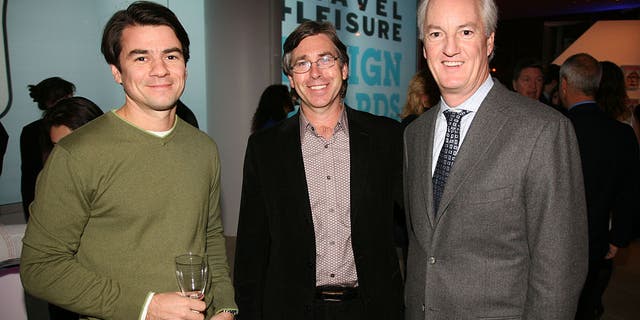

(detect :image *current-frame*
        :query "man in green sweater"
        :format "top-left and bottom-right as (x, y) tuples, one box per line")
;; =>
(20, 2), (237, 319)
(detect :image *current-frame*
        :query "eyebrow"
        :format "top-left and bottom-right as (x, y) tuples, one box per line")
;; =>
(126, 47), (183, 58)
(294, 51), (335, 61)
(163, 47), (183, 55)
(426, 22), (479, 30)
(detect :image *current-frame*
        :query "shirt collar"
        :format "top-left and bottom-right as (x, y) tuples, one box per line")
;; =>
(569, 100), (596, 110)
(299, 105), (349, 143)
(438, 76), (494, 113)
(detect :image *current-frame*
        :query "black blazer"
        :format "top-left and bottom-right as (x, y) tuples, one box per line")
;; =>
(567, 103), (639, 261)
(234, 107), (404, 320)
(20, 118), (52, 220)
(0, 122), (8, 176)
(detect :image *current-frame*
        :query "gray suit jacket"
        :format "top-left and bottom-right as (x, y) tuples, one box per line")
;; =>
(403, 80), (588, 320)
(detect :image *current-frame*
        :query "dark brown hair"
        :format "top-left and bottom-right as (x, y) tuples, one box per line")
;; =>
(597, 61), (629, 121)
(282, 21), (349, 99)
(28, 77), (75, 111)
(44, 97), (104, 132)
(101, 1), (190, 70)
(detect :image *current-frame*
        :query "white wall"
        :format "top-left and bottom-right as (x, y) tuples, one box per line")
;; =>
(206, 0), (282, 236)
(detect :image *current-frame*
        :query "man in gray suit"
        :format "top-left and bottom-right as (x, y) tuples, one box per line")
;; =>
(403, 0), (588, 319)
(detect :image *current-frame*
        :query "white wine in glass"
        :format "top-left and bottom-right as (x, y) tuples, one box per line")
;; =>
(175, 253), (208, 299)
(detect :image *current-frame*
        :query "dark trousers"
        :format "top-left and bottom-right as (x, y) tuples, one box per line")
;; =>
(313, 297), (365, 320)
(575, 258), (613, 320)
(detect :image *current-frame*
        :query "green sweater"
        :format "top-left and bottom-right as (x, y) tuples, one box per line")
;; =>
(21, 111), (236, 319)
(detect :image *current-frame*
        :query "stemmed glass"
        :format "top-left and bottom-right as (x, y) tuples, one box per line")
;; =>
(175, 253), (208, 299)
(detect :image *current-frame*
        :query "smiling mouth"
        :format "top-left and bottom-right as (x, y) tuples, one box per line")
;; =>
(309, 84), (328, 90)
(148, 84), (173, 90)
(443, 61), (463, 67)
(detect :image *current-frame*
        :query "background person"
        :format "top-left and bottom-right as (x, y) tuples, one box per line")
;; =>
(597, 61), (633, 124)
(540, 63), (560, 105)
(176, 99), (199, 128)
(45, 96), (104, 144)
(559, 53), (639, 320)
(400, 68), (440, 127)
(511, 57), (544, 100)
(0, 122), (7, 176)
(20, 76), (75, 220)
(250, 84), (294, 133)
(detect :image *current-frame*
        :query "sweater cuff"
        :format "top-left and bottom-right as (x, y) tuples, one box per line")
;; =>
(139, 292), (155, 320)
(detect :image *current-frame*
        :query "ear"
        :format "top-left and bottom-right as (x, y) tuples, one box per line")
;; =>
(287, 74), (295, 89)
(486, 32), (495, 57)
(423, 45), (427, 60)
(110, 64), (123, 85)
(341, 62), (349, 81)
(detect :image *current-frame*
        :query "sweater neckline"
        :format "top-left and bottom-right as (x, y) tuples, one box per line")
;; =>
(109, 110), (178, 143)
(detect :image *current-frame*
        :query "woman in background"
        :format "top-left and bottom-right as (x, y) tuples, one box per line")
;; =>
(400, 69), (440, 127)
(597, 61), (633, 124)
(44, 96), (104, 143)
(251, 84), (294, 133)
(20, 77), (75, 220)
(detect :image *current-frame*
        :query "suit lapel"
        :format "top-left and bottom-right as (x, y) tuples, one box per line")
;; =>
(419, 108), (439, 228)
(347, 107), (370, 221)
(434, 82), (510, 222)
(279, 114), (315, 227)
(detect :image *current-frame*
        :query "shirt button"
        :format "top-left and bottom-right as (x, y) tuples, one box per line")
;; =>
(330, 273), (335, 278)
(428, 256), (436, 264)
(422, 304), (426, 312)
(327, 176), (331, 180)
(324, 144), (329, 148)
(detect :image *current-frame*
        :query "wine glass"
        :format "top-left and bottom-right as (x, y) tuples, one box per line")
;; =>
(175, 253), (208, 299)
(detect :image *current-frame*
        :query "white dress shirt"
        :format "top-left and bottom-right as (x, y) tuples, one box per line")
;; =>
(432, 77), (494, 174)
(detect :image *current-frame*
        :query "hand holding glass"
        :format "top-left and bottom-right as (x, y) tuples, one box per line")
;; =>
(175, 253), (208, 300)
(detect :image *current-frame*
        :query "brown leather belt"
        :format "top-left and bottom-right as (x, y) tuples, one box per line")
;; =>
(315, 285), (359, 302)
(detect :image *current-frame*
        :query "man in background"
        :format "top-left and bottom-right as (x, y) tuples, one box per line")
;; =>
(511, 57), (544, 100)
(20, 2), (236, 319)
(560, 53), (639, 320)
(540, 63), (560, 105)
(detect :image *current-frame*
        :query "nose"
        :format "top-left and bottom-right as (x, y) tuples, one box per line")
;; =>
(309, 62), (322, 79)
(150, 59), (169, 77)
(443, 34), (459, 57)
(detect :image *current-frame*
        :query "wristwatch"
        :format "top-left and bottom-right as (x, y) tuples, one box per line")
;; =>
(219, 309), (238, 319)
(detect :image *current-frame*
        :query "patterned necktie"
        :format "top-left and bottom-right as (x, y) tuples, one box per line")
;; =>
(432, 110), (470, 216)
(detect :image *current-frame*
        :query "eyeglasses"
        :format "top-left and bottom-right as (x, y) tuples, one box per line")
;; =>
(291, 55), (340, 74)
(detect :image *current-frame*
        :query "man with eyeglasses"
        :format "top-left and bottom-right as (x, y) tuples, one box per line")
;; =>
(234, 20), (404, 320)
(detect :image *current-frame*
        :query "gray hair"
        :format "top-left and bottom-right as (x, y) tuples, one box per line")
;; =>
(417, 0), (498, 40)
(559, 53), (602, 97)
